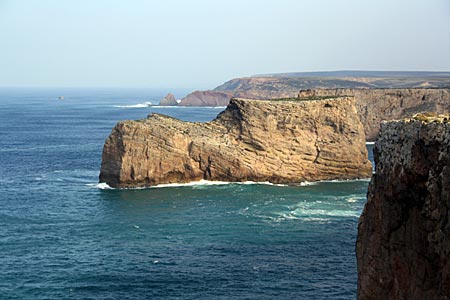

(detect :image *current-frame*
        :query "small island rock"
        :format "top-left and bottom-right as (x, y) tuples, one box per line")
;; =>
(159, 93), (178, 106)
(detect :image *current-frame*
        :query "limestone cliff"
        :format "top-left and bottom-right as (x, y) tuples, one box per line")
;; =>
(99, 97), (372, 188)
(356, 115), (450, 300)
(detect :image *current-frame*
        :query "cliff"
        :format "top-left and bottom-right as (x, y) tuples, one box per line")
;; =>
(159, 93), (178, 106)
(298, 88), (450, 140)
(177, 87), (450, 140)
(99, 97), (372, 188)
(356, 114), (450, 300)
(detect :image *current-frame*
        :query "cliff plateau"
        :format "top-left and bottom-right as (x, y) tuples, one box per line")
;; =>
(357, 115), (450, 299)
(100, 97), (372, 188)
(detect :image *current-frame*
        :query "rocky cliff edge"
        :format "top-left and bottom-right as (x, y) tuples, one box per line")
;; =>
(357, 114), (450, 299)
(100, 97), (372, 188)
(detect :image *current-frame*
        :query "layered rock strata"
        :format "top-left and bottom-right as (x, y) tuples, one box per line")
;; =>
(177, 88), (450, 140)
(100, 97), (372, 188)
(357, 114), (450, 300)
(298, 88), (450, 140)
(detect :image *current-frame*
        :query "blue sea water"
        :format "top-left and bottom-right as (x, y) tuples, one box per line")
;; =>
(0, 88), (373, 300)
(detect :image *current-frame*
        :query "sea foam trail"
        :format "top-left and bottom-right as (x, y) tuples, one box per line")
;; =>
(89, 179), (290, 190)
(114, 102), (153, 108)
(88, 178), (368, 190)
(152, 106), (227, 109)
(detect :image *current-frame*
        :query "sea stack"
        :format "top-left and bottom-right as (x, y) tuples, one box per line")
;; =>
(357, 114), (450, 300)
(99, 97), (372, 188)
(159, 93), (178, 106)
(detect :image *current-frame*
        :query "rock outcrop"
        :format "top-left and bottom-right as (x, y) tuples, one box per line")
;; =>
(356, 115), (450, 300)
(159, 93), (178, 106)
(178, 90), (233, 106)
(100, 97), (372, 188)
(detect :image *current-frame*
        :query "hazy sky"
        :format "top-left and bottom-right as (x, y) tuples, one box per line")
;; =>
(1, 0), (449, 89)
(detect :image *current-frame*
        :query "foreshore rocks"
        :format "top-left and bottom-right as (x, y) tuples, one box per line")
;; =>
(100, 97), (372, 188)
(356, 115), (450, 300)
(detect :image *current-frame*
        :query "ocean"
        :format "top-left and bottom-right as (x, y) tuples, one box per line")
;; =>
(0, 88), (374, 300)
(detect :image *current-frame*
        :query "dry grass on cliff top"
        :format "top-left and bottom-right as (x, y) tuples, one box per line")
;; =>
(411, 112), (450, 123)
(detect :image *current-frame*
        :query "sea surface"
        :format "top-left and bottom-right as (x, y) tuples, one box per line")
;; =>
(0, 88), (374, 300)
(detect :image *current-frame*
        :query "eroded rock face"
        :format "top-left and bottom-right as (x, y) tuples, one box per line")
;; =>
(356, 118), (450, 300)
(298, 88), (450, 140)
(159, 93), (178, 106)
(100, 98), (372, 187)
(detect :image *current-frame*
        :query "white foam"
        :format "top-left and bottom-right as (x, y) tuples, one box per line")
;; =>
(114, 102), (153, 108)
(292, 208), (360, 218)
(346, 196), (361, 203)
(87, 182), (113, 189)
(365, 141), (375, 145)
(152, 106), (227, 109)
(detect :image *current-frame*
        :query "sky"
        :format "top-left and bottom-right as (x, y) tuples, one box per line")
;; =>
(0, 0), (449, 89)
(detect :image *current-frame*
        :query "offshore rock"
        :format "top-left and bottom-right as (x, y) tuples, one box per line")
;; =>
(178, 90), (233, 106)
(159, 93), (178, 106)
(356, 116), (450, 300)
(99, 97), (372, 188)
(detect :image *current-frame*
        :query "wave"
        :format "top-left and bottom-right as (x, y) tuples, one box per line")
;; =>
(365, 141), (375, 145)
(87, 177), (369, 190)
(88, 179), (289, 190)
(87, 182), (113, 189)
(114, 102), (153, 108)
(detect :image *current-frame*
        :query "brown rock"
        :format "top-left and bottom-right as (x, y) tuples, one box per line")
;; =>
(178, 91), (233, 106)
(356, 118), (450, 300)
(99, 97), (372, 188)
(181, 87), (450, 140)
(159, 93), (178, 106)
(298, 88), (450, 141)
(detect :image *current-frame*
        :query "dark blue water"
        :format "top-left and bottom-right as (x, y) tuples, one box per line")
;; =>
(0, 88), (372, 299)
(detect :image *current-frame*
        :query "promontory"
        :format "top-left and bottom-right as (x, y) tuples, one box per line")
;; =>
(100, 97), (372, 188)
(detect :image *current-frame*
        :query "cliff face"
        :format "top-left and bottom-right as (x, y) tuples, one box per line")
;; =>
(356, 116), (450, 300)
(100, 98), (372, 188)
(298, 88), (450, 140)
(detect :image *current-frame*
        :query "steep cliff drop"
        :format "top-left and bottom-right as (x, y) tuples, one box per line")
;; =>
(356, 114), (450, 300)
(99, 97), (372, 188)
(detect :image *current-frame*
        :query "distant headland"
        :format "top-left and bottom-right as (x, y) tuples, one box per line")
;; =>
(159, 71), (450, 140)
